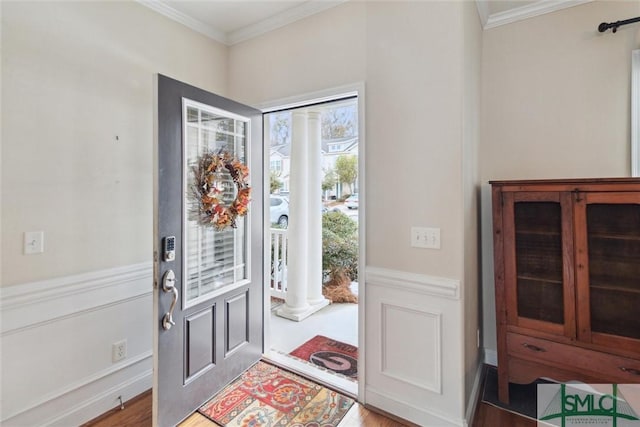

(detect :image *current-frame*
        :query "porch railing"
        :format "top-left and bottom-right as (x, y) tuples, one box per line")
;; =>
(269, 228), (288, 299)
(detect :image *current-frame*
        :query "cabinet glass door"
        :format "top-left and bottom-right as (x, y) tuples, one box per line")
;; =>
(514, 201), (564, 323)
(504, 192), (574, 335)
(583, 196), (640, 341)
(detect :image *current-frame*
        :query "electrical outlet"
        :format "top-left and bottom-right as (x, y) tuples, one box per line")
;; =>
(410, 227), (441, 249)
(112, 339), (127, 363)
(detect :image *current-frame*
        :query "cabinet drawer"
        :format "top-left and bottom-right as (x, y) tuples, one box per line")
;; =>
(507, 332), (640, 383)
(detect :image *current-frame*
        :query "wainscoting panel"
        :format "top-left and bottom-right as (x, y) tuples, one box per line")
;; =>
(0, 263), (153, 426)
(380, 301), (441, 393)
(365, 267), (465, 427)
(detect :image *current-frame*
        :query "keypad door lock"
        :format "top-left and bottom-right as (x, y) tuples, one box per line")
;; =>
(163, 236), (175, 262)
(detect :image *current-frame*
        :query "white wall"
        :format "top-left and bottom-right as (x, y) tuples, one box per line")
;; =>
(480, 0), (640, 355)
(1, 1), (228, 424)
(1, 0), (228, 286)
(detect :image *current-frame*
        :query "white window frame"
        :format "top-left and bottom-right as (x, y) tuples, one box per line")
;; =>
(181, 98), (252, 310)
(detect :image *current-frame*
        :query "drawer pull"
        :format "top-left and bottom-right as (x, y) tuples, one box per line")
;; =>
(619, 367), (640, 376)
(522, 343), (546, 353)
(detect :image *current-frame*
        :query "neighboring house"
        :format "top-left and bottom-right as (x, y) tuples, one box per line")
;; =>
(270, 136), (358, 197)
(1, 1), (636, 426)
(321, 136), (358, 197)
(269, 143), (291, 194)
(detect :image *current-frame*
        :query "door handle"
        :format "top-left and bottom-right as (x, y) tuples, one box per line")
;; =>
(522, 342), (546, 353)
(162, 270), (178, 330)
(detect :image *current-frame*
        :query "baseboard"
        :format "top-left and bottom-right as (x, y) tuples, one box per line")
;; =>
(484, 348), (497, 367)
(2, 352), (152, 426)
(464, 362), (485, 426)
(365, 387), (464, 427)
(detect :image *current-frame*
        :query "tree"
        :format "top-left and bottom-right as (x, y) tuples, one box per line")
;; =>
(321, 105), (357, 139)
(270, 112), (290, 146)
(335, 155), (358, 195)
(321, 168), (337, 194)
(270, 171), (283, 194)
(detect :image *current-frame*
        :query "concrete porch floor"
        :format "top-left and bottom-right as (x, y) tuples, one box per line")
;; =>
(266, 285), (359, 395)
(270, 300), (358, 353)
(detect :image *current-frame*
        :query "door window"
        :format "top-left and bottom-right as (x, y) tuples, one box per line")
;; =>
(183, 99), (250, 308)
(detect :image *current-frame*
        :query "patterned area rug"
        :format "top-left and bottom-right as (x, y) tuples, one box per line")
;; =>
(289, 335), (358, 380)
(198, 361), (354, 426)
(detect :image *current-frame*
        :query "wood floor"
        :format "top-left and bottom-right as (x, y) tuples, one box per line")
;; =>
(83, 390), (412, 426)
(84, 374), (535, 426)
(472, 401), (536, 427)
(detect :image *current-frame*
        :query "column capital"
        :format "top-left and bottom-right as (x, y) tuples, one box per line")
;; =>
(307, 110), (322, 120)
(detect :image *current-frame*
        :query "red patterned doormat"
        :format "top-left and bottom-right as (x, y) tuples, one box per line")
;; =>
(289, 335), (358, 380)
(198, 361), (354, 426)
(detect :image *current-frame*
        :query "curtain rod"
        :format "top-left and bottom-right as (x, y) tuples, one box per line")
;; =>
(598, 16), (640, 33)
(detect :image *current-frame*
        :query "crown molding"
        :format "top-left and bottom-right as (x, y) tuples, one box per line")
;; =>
(138, 0), (347, 46)
(142, 0), (594, 42)
(227, 0), (348, 46)
(482, 0), (594, 30)
(475, 0), (490, 28)
(136, 0), (228, 45)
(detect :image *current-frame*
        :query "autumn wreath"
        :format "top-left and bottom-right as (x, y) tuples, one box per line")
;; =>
(192, 150), (251, 230)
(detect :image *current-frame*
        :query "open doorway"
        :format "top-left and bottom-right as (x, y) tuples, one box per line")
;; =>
(263, 96), (361, 396)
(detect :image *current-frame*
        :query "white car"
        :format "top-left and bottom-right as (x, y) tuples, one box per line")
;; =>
(270, 196), (289, 227)
(345, 193), (359, 209)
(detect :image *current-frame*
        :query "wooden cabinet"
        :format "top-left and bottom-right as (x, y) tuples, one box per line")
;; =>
(491, 178), (640, 403)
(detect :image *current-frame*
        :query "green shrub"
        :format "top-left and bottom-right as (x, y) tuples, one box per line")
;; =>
(322, 211), (358, 282)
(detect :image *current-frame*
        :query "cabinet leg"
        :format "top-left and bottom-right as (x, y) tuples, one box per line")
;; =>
(498, 376), (510, 404)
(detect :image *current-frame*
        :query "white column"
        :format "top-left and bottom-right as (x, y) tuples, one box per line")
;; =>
(277, 111), (311, 321)
(306, 111), (329, 310)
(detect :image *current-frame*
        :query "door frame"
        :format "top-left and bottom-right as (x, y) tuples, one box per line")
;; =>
(258, 82), (366, 401)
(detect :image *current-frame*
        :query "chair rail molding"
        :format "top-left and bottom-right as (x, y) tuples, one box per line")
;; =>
(1, 262), (152, 335)
(365, 266), (460, 300)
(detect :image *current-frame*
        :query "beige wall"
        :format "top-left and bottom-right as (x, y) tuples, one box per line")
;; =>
(463, 0), (482, 409)
(480, 0), (640, 353)
(231, 3), (475, 420)
(1, 1), (228, 285)
(481, 0), (640, 182)
(231, 1), (466, 281)
(229, 1), (366, 104)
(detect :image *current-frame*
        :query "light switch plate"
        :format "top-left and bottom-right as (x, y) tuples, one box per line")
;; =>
(411, 227), (441, 249)
(24, 231), (44, 254)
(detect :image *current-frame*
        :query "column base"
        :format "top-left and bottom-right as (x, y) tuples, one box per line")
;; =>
(276, 298), (330, 322)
